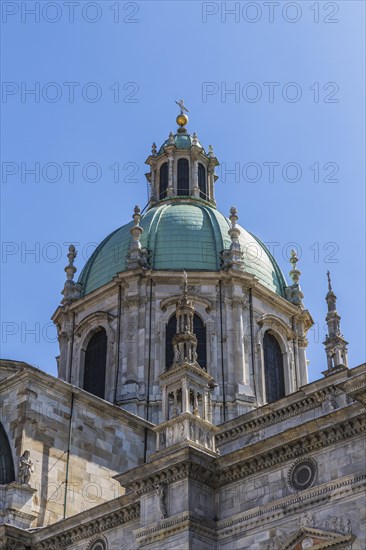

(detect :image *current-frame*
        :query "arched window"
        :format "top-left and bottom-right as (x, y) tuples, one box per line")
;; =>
(0, 422), (15, 484)
(198, 163), (207, 199)
(159, 162), (168, 199)
(177, 158), (189, 196)
(263, 331), (285, 403)
(165, 313), (207, 370)
(83, 328), (107, 399)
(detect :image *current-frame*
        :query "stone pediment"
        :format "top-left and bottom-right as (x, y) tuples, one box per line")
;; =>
(276, 526), (354, 550)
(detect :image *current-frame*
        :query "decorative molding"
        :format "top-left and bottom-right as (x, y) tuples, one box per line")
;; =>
(75, 311), (116, 338)
(34, 503), (140, 549)
(256, 313), (295, 340)
(216, 386), (343, 447)
(134, 511), (216, 546)
(217, 470), (365, 539)
(287, 458), (318, 492)
(160, 294), (213, 313)
(216, 408), (366, 487)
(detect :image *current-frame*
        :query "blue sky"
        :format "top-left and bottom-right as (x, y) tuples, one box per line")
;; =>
(1, 0), (365, 382)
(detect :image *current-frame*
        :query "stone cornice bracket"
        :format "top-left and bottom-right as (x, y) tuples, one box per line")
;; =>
(127, 205), (149, 270)
(285, 249), (304, 308)
(221, 206), (244, 271)
(61, 245), (81, 305)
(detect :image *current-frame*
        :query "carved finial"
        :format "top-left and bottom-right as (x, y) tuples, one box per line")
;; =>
(168, 131), (175, 145)
(229, 206), (238, 228)
(221, 207), (243, 271)
(133, 205), (141, 225)
(127, 205), (148, 269)
(208, 144), (214, 157)
(151, 142), (157, 155)
(323, 271), (348, 373)
(65, 245), (76, 280)
(192, 132), (198, 146)
(289, 249), (301, 284)
(327, 270), (332, 292)
(175, 99), (189, 114)
(175, 99), (189, 129)
(62, 245), (81, 303)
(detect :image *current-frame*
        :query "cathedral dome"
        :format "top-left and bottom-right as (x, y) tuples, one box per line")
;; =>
(78, 200), (286, 297)
(158, 131), (204, 154)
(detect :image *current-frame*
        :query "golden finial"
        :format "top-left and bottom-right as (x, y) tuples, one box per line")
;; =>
(175, 99), (189, 128)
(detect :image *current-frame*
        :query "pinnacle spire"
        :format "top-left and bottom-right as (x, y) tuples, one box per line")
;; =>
(61, 245), (81, 304)
(323, 271), (348, 374)
(221, 206), (244, 270)
(284, 249), (304, 307)
(171, 272), (200, 368)
(127, 205), (148, 269)
(327, 270), (332, 292)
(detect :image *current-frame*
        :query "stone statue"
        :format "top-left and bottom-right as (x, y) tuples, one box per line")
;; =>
(299, 512), (314, 528)
(18, 450), (34, 485)
(175, 99), (189, 114)
(156, 483), (167, 520)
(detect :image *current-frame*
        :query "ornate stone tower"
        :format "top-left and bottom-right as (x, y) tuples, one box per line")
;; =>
(154, 272), (217, 454)
(323, 271), (349, 374)
(52, 103), (314, 424)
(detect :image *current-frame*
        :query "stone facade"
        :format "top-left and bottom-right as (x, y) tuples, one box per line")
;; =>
(1, 362), (364, 549)
(0, 360), (155, 528)
(53, 269), (312, 425)
(1, 113), (365, 549)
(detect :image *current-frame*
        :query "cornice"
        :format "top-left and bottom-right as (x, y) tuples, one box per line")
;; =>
(215, 405), (366, 487)
(217, 470), (366, 540)
(336, 371), (366, 405)
(159, 362), (214, 383)
(0, 364), (155, 433)
(160, 293), (213, 313)
(33, 501), (140, 549)
(216, 384), (342, 447)
(134, 511), (216, 546)
(116, 446), (217, 494)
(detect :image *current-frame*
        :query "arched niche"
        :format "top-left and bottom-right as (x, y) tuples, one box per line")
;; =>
(73, 312), (116, 401)
(83, 328), (107, 399)
(0, 422), (15, 484)
(263, 331), (285, 403)
(165, 312), (207, 370)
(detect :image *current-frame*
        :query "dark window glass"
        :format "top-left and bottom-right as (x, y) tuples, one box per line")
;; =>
(83, 329), (107, 399)
(177, 158), (189, 196)
(198, 163), (207, 199)
(0, 422), (15, 484)
(165, 314), (206, 370)
(159, 163), (168, 199)
(263, 331), (285, 403)
(194, 314), (207, 369)
(165, 316), (177, 369)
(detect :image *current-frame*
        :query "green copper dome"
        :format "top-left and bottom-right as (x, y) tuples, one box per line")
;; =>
(78, 201), (287, 297)
(158, 132), (204, 155)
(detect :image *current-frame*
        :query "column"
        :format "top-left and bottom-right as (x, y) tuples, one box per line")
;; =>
(167, 156), (174, 196)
